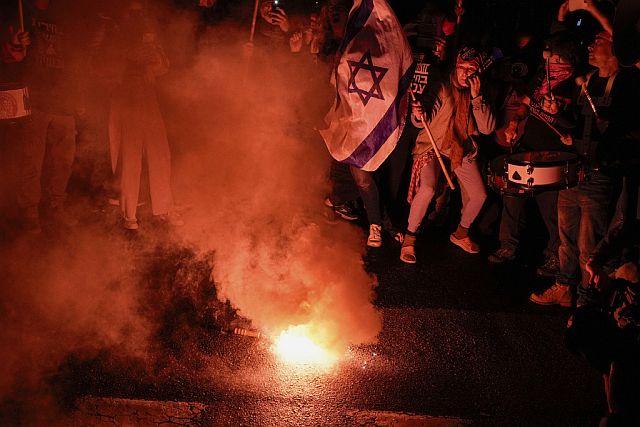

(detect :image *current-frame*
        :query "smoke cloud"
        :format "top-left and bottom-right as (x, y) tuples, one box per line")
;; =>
(0, 0), (382, 421)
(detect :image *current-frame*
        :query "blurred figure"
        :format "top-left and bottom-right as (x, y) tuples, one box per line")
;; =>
(109, 1), (181, 230)
(74, 6), (122, 205)
(17, 0), (84, 233)
(0, 4), (30, 229)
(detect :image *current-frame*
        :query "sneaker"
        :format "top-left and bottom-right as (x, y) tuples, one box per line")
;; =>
(449, 233), (480, 254)
(124, 218), (139, 230)
(367, 224), (382, 248)
(488, 247), (516, 264)
(536, 254), (559, 277)
(324, 198), (358, 221)
(334, 203), (359, 221)
(529, 283), (572, 307)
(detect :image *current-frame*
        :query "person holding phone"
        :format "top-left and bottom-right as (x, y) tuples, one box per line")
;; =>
(108, 1), (182, 230)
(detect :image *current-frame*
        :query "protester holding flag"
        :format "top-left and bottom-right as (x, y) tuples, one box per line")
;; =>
(319, 0), (414, 248)
(400, 47), (495, 263)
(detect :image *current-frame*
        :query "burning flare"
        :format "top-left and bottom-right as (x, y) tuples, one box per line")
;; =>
(272, 325), (338, 366)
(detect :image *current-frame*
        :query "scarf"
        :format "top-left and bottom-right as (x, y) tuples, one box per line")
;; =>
(534, 62), (574, 99)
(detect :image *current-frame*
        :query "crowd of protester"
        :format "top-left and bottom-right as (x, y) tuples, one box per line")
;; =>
(1, 0), (639, 424)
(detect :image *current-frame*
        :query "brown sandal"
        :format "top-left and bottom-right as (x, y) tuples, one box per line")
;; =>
(400, 234), (417, 264)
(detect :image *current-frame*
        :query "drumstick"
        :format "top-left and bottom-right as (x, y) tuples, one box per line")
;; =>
(542, 116), (565, 138)
(575, 76), (599, 117)
(542, 49), (555, 101)
(409, 90), (455, 191)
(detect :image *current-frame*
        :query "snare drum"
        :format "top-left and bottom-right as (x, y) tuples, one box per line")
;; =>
(0, 83), (31, 121)
(487, 154), (532, 197)
(506, 151), (580, 191)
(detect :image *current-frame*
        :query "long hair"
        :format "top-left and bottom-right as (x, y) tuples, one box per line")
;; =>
(441, 69), (477, 168)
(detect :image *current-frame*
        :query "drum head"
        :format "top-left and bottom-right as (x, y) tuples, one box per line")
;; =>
(488, 154), (534, 197)
(508, 150), (578, 167)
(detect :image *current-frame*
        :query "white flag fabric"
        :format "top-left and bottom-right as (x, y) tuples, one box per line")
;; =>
(319, 0), (414, 172)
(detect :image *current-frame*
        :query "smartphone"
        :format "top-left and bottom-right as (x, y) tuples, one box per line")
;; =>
(272, 0), (283, 12)
(568, 0), (587, 12)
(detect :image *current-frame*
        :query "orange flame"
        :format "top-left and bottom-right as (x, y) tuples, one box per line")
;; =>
(272, 325), (338, 367)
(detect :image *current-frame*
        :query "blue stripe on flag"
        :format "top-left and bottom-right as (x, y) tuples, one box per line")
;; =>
(343, 61), (416, 168)
(336, 0), (374, 109)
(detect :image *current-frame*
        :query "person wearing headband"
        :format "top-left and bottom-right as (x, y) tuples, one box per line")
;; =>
(400, 46), (495, 263)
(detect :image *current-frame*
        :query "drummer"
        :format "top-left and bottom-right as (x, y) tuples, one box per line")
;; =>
(488, 32), (579, 282)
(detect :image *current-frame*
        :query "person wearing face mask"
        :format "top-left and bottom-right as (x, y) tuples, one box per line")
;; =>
(530, 29), (640, 307)
(487, 32), (579, 280)
(400, 46), (495, 263)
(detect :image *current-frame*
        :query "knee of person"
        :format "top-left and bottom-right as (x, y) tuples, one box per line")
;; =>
(474, 188), (487, 205)
(420, 184), (436, 200)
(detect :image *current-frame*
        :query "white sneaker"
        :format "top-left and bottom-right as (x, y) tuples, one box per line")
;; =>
(367, 224), (382, 247)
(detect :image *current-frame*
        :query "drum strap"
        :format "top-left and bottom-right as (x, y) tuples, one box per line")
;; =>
(578, 70), (619, 165)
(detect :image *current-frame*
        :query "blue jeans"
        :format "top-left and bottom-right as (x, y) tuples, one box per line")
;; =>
(557, 173), (615, 286)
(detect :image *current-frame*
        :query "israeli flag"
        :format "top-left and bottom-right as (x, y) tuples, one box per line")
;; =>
(319, 0), (414, 172)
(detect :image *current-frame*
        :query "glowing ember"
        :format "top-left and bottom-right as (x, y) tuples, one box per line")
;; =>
(272, 325), (338, 366)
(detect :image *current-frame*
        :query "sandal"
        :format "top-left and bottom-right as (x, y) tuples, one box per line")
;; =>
(400, 233), (417, 264)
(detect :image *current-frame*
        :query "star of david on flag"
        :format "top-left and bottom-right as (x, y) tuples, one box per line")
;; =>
(319, 0), (414, 172)
(348, 51), (388, 106)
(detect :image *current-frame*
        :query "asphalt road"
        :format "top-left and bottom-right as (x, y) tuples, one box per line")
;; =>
(20, 208), (602, 427)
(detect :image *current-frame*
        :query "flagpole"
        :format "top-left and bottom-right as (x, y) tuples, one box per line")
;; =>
(409, 90), (455, 191)
(18, 0), (24, 32)
(453, 0), (463, 52)
(248, 0), (260, 43)
(242, 0), (261, 87)
(18, 0), (27, 55)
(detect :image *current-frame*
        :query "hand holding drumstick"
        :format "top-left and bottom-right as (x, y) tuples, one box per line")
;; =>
(539, 95), (573, 145)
